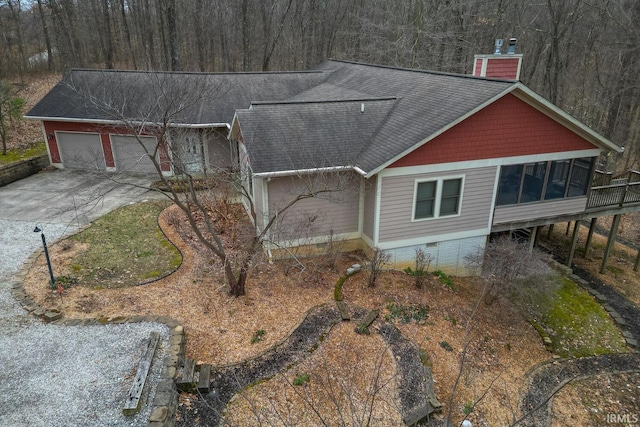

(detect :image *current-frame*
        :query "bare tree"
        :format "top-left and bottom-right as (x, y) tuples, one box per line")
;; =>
(465, 235), (558, 312)
(66, 71), (354, 296)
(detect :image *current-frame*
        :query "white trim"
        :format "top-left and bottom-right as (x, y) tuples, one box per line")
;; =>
(374, 175), (382, 246)
(202, 130), (210, 172)
(376, 228), (490, 250)
(253, 165), (362, 178)
(40, 123), (55, 165)
(262, 176), (270, 250)
(411, 175), (465, 221)
(24, 115), (230, 129)
(378, 148), (602, 177)
(353, 166), (367, 176)
(361, 233), (374, 249)
(487, 165), (501, 228)
(515, 57), (523, 80)
(365, 85), (517, 178)
(271, 231), (361, 249)
(358, 180), (365, 235)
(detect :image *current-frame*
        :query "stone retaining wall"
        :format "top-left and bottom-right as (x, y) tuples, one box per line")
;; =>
(0, 155), (49, 187)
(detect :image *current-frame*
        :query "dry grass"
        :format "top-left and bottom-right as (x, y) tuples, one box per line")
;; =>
(4, 73), (60, 151)
(23, 203), (553, 426)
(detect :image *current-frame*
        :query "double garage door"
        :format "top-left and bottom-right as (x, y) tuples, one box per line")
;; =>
(56, 132), (158, 174)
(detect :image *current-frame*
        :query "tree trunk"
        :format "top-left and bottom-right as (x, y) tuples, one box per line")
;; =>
(6, 0), (25, 81)
(226, 257), (250, 297)
(36, 0), (54, 71)
(102, 0), (114, 69)
(119, 0), (137, 69)
(166, 0), (180, 71)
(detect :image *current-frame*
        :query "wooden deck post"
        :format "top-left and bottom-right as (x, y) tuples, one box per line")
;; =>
(584, 216), (598, 258)
(528, 226), (538, 252)
(565, 221), (572, 235)
(634, 249), (640, 272)
(567, 221), (580, 267)
(584, 218), (597, 258)
(547, 224), (554, 239)
(600, 214), (621, 274)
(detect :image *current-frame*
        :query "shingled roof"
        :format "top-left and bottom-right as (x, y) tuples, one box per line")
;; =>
(235, 98), (398, 174)
(28, 59), (620, 176)
(238, 60), (516, 175)
(25, 69), (329, 125)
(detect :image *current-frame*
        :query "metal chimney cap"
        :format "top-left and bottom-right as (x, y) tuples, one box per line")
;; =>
(494, 39), (504, 55)
(507, 38), (517, 54)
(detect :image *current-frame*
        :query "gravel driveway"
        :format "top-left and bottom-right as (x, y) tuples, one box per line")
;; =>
(0, 170), (169, 427)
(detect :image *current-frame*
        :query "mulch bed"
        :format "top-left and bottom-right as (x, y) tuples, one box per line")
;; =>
(518, 353), (640, 426)
(177, 304), (342, 426)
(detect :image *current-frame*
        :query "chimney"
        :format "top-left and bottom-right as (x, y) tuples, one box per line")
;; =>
(472, 38), (522, 80)
(494, 39), (503, 55)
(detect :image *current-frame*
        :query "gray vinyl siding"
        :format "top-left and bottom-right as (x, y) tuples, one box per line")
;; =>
(363, 176), (377, 242)
(492, 197), (587, 225)
(378, 167), (497, 243)
(267, 173), (360, 242)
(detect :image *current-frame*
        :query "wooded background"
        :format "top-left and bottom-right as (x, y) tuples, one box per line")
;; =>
(0, 0), (637, 170)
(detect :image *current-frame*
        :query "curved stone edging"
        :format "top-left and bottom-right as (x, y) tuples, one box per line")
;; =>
(378, 322), (441, 423)
(516, 353), (640, 426)
(182, 303), (342, 426)
(179, 301), (440, 427)
(12, 237), (185, 427)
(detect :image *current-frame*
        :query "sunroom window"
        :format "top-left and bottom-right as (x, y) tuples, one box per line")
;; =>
(496, 157), (594, 206)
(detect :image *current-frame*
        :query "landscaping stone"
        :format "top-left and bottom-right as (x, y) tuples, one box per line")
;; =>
(43, 311), (62, 322)
(346, 264), (361, 275)
(336, 300), (350, 320)
(149, 406), (168, 423)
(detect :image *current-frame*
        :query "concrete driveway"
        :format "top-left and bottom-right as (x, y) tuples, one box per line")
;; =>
(0, 169), (170, 427)
(0, 168), (162, 225)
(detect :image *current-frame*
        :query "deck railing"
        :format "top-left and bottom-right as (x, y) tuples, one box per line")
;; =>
(587, 170), (640, 209)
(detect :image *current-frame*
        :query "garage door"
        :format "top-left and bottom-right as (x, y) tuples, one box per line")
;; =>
(56, 132), (106, 170)
(111, 135), (158, 174)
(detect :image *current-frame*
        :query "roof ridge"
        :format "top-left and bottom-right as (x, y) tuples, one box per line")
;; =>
(68, 68), (325, 76)
(326, 58), (518, 83)
(250, 97), (398, 107)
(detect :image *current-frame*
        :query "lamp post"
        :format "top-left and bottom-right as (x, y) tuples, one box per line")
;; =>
(34, 226), (55, 287)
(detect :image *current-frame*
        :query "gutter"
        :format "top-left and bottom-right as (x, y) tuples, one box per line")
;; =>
(253, 165), (368, 178)
(23, 115), (230, 129)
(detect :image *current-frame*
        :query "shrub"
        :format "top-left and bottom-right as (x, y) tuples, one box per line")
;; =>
(293, 374), (310, 386)
(433, 270), (455, 290)
(439, 341), (453, 352)
(367, 247), (390, 287)
(386, 302), (429, 324)
(251, 329), (266, 344)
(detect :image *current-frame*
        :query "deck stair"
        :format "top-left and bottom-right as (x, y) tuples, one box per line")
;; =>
(176, 357), (212, 393)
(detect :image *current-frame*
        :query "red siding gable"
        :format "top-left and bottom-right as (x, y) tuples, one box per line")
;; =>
(389, 94), (598, 168)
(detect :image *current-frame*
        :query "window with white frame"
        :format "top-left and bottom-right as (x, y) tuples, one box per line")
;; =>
(413, 177), (463, 220)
